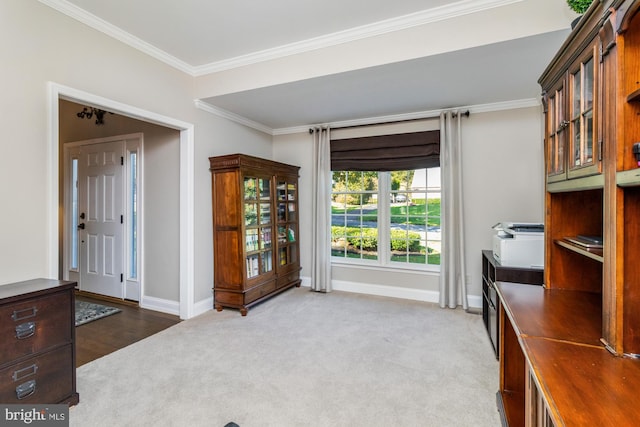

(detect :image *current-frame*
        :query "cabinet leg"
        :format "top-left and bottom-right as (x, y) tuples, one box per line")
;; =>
(214, 303), (223, 312)
(240, 307), (248, 316)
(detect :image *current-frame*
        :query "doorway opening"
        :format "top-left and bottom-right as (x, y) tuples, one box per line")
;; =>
(48, 83), (196, 320)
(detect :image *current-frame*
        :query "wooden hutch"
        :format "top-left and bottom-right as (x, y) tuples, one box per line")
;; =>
(497, 1), (640, 425)
(209, 154), (301, 316)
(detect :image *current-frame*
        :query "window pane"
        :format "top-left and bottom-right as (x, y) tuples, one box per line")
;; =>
(71, 158), (79, 270)
(129, 152), (138, 279)
(331, 171), (378, 260)
(389, 168), (440, 266)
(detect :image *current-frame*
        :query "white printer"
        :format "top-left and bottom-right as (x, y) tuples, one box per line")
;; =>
(492, 222), (544, 268)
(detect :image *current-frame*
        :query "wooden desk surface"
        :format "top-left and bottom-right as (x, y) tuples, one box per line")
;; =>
(497, 281), (640, 426)
(496, 281), (602, 347)
(524, 337), (640, 426)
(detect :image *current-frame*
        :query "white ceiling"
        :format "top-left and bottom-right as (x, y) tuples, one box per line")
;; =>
(51, 0), (574, 132)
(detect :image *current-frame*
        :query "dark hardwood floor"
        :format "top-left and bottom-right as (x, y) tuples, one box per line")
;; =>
(75, 293), (181, 367)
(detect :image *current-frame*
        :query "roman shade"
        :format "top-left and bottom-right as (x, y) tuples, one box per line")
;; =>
(330, 130), (440, 171)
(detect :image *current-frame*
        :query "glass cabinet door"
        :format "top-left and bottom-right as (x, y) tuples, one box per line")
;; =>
(244, 176), (273, 279)
(276, 178), (298, 268)
(547, 82), (567, 182)
(568, 46), (598, 178)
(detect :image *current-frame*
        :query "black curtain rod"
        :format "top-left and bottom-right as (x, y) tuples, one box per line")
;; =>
(308, 110), (470, 134)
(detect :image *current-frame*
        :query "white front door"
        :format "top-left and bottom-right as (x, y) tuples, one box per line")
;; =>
(78, 140), (125, 299)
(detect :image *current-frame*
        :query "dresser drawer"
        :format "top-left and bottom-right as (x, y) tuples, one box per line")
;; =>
(0, 345), (73, 404)
(276, 271), (299, 289)
(245, 280), (276, 304)
(0, 291), (72, 366)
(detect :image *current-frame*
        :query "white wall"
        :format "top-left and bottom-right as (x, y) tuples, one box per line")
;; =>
(0, 1), (273, 313)
(461, 107), (545, 298)
(273, 106), (544, 306)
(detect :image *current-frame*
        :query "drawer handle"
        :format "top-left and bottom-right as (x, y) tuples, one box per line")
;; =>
(12, 364), (38, 382)
(16, 380), (36, 400)
(15, 321), (36, 340)
(12, 307), (38, 322)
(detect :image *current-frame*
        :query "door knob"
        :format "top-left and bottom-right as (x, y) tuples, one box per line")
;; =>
(78, 223), (85, 230)
(80, 212), (85, 219)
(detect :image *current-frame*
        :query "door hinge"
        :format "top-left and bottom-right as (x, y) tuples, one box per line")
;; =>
(120, 273), (123, 283)
(121, 156), (124, 165)
(598, 140), (603, 161)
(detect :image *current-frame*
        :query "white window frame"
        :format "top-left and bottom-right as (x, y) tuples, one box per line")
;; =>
(331, 169), (441, 273)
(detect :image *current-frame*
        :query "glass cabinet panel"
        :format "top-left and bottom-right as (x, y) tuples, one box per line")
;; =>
(260, 203), (271, 224)
(262, 251), (273, 273)
(243, 175), (274, 279)
(547, 84), (566, 181)
(287, 183), (296, 201)
(259, 178), (270, 200)
(244, 204), (257, 226)
(245, 229), (258, 252)
(275, 178), (299, 268)
(571, 57), (595, 167)
(567, 46), (599, 178)
(260, 227), (272, 249)
(244, 177), (257, 200)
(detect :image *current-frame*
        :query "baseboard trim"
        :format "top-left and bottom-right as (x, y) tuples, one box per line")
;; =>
(140, 296), (180, 316)
(193, 296), (214, 317)
(140, 279), (481, 315)
(139, 295), (213, 318)
(300, 275), (482, 309)
(331, 279), (440, 303)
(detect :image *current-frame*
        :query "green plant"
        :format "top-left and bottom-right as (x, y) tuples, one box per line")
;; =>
(567, 0), (593, 14)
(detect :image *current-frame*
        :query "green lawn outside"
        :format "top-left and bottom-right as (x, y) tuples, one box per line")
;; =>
(332, 198), (440, 227)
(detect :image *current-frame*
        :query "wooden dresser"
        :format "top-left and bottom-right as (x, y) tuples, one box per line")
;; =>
(0, 279), (79, 405)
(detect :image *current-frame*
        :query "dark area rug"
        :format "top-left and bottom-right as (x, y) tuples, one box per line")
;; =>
(75, 300), (122, 326)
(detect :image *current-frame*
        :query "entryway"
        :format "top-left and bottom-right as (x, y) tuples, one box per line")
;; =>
(50, 83), (196, 319)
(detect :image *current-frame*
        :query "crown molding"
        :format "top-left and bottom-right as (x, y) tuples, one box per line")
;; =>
(192, 0), (523, 75)
(195, 97), (540, 136)
(40, 0), (523, 77)
(38, 0), (195, 74)
(194, 100), (274, 135)
(271, 97), (540, 135)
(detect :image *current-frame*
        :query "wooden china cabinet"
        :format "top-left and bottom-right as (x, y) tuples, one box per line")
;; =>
(496, 1), (640, 425)
(209, 154), (301, 316)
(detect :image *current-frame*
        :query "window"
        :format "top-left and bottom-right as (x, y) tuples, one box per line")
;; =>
(70, 158), (79, 270)
(331, 167), (441, 268)
(128, 152), (138, 280)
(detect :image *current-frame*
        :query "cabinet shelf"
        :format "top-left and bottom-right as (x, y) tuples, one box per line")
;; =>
(555, 239), (604, 263)
(617, 169), (640, 187)
(546, 174), (603, 193)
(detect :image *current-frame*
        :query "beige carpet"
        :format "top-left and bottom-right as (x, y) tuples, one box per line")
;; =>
(70, 287), (500, 426)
